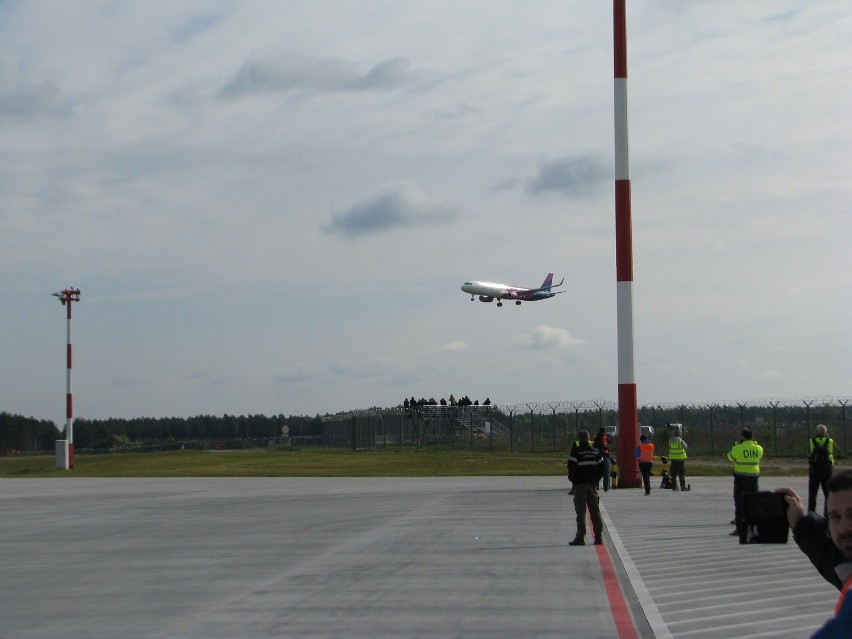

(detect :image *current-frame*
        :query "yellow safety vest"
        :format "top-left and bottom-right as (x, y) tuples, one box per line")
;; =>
(668, 437), (687, 460)
(810, 436), (835, 465)
(727, 439), (763, 475)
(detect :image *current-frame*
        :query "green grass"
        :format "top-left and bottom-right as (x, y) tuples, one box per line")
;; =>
(0, 448), (570, 478)
(0, 447), (814, 478)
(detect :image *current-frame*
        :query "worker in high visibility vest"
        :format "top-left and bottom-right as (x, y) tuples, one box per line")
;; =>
(668, 425), (689, 491)
(776, 471), (852, 637)
(727, 427), (763, 537)
(809, 423), (835, 517)
(634, 434), (655, 495)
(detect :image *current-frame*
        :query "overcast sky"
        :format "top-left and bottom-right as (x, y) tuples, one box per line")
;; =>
(1, 1), (849, 423)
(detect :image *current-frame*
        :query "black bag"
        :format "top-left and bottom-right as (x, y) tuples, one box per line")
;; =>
(810, 438), (832, 475)
(660, 471), (674, 489)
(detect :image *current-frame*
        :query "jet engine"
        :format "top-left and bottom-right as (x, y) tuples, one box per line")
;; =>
(478, 295), (494, 303)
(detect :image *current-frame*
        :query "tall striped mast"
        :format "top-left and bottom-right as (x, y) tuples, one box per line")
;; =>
(52, 287), (81, 469)
(613, 0), (640, 488)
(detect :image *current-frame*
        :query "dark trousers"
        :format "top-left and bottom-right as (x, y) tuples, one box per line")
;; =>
(733, 474), (759, 533)
(808, 471), (831, 516)
(572, 483), (603, 540)
(638, 461), (652, 494)
(670, 459), (687, 489)
(600, 456), (612, 491)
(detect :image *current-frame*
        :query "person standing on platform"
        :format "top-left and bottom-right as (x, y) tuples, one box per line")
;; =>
(593, 427), (612, 493)
(567, 430), (604, 546)
(727, 427), (763, 537)
(809, 424), (835, 517)
(635, 434), (655, 495)
(668, 425), (689, 491)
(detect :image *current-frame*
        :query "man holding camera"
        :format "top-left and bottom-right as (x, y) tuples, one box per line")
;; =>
(777, 470), (852, 637)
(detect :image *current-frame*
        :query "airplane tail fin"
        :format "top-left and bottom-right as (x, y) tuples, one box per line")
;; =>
(540, 272), (554, 291)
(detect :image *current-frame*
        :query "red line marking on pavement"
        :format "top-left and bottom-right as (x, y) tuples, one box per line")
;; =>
(592, 514), (639, 639)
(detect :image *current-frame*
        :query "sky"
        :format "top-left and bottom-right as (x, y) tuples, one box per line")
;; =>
(1, 1), (850, 423)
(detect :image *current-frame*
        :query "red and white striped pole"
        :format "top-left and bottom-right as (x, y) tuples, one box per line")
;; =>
(52, 288), (81, 470)
(613, 0), (640, 488)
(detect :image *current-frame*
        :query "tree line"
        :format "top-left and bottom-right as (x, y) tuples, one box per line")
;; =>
(0, 412), (325, 454)
(0, 413), (61, 455)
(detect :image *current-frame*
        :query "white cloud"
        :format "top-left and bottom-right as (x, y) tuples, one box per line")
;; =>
(516, 325), (585, 350)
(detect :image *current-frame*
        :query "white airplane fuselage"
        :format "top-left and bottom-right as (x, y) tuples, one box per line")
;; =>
(461, 273), (563, 307)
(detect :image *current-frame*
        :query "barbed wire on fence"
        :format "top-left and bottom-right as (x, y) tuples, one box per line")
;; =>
(322, 396), (850, 421)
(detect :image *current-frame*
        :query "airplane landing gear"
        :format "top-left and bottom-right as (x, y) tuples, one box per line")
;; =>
(515, 300), (522, 305)
(497, 301), (503, 307)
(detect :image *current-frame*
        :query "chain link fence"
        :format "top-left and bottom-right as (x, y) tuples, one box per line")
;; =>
(321, 397), (852, 458)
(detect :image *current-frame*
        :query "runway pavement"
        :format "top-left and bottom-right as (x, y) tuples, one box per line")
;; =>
(0, 475), (837, 638)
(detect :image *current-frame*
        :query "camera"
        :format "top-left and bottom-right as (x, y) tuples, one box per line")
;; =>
(739, 491), (789, 544)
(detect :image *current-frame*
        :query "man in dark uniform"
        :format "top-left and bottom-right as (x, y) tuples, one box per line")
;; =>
(567, 430), (605, 546)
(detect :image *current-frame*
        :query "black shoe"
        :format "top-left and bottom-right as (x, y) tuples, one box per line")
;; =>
(730, 519), (736, 525)
(672, 486), (679, 491)
(682, 486), (690, 491)
(569, 538), (585, 546)
(729, 530), (740, 536)
(594, 537), (603, 545)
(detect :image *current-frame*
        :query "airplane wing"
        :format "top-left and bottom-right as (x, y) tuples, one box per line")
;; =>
(517, 278), (564, 295)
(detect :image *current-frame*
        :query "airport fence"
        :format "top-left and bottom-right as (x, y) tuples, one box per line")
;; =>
(321, 397), (852, 458)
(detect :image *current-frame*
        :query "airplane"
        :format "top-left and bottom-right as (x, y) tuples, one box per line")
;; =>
(461, 272), (564, 307)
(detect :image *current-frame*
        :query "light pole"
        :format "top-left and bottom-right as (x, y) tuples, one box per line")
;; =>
(52, 288), (81, 469)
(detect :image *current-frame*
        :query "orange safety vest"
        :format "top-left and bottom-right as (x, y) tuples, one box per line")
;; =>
(637, 442), (654, 463)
